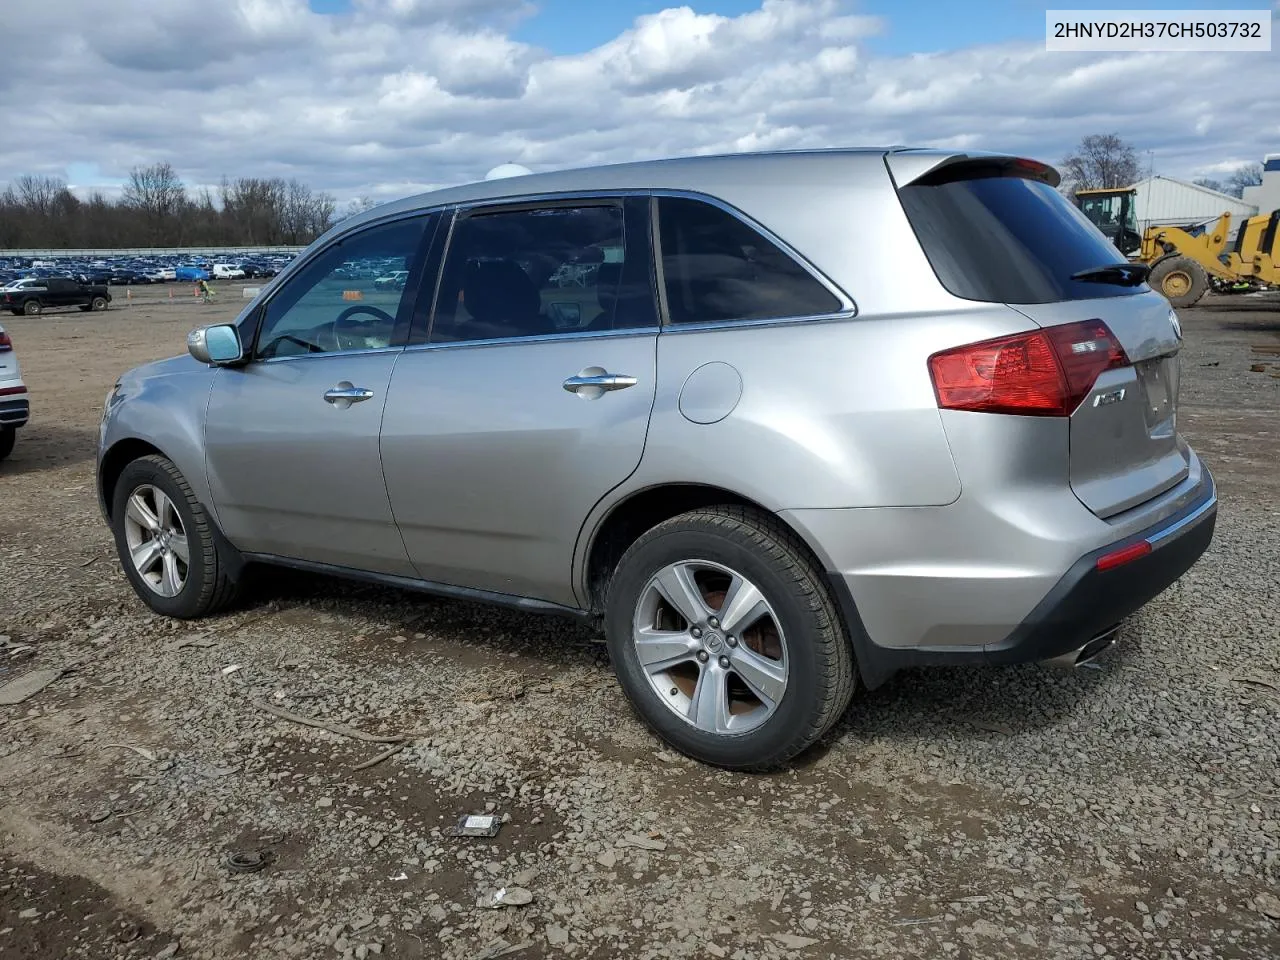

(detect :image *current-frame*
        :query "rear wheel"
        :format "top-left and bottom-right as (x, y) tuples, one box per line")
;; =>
(111, 455), (241, 618)
(604, 506), (855, 770)
(22, 300), (41, 316)
(1149, 256), (1209, 308)
(0, 428), (14, 461)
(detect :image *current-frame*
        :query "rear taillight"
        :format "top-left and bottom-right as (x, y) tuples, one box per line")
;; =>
(0, 331), (11, 351)
(928, 320), (1129, 417)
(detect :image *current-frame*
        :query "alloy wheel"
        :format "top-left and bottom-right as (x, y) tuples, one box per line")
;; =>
(123, 484), (189, 597)
(632, 559), (788, 735)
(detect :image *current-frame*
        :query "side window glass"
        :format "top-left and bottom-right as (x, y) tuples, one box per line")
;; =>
(431, 202), (654, 344)
(657, 196), (842, 325)
(254, 216), (429, 360)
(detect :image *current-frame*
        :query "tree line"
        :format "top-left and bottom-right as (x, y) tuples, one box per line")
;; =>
(0, 163), (362, 250)
(1059, 133), (1263, 198)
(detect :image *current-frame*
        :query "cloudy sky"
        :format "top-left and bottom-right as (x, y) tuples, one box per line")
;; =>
(3, 0), (1278, 204)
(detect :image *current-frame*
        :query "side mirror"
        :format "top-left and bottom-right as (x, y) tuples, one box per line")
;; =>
(187, 324), (244, 366)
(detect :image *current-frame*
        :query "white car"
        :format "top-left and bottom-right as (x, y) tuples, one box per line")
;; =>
(374, 270), (409, 290)
(0, 322), (28, 461)
(212, 264), (246, 280)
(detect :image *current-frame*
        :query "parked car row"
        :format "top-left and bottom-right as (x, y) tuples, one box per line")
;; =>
(0, 252), (296, 289)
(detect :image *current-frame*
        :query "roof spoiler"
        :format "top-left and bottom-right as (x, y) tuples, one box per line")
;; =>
(886, 150), (1061, 189)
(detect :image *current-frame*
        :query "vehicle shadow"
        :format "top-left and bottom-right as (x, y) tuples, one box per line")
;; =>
(237, 567), (605, 673)
(796, 637), (1135, 769)
(0, 423), (98, 476)
(233, 566), (1145, 772)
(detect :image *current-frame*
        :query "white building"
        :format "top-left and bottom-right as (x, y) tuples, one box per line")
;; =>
(1241, 155), (1280, 215)
(1128, 175), (1258, 235)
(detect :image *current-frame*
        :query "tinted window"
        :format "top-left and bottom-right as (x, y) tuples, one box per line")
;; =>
(898, 171), (1141, 303)
(254, 216), (429, 359)
(431, 200), (654, 344)
(657, 197), (842, 325)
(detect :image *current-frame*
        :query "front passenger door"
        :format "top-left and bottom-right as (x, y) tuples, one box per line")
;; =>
(203, 214), (435, 575)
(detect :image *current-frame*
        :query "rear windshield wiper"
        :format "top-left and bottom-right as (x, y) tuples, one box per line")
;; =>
(1071, 262), (1151, 286)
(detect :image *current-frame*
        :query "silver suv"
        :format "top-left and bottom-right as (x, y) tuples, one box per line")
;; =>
(98, 149), (1217, 769)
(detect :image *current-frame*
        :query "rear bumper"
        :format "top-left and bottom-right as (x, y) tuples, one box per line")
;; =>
(0, 388), (28, 429)
(802, 463), (1216, 689)
(982, 471), (1215, 665)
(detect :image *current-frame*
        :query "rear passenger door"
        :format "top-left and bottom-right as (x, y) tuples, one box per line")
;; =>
(47, 278), (76, 307)
(380, 196), (659, 606)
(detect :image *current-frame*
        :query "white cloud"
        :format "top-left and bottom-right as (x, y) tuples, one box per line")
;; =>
(2, 0), (1277, 204)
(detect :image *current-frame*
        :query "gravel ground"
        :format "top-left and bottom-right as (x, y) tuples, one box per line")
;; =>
(1, 287), (1278, 960)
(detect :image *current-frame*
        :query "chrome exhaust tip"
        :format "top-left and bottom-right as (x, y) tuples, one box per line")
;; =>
(1043, 625), (1121, 670)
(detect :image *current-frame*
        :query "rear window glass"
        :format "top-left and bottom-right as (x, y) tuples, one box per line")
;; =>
(657, 197), (843, 325)
(898, 171), (1143, 304)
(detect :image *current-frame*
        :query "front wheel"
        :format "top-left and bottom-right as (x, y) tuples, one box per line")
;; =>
(1149, 256), (1209, 308)
(22, 300), (41, 316)
(91, 296), (108, 311)
(110, 455), (240, 618)
(604, 506), (855, 770)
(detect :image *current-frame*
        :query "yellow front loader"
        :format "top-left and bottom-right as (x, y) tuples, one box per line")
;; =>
(1076, 187), (1280, 308)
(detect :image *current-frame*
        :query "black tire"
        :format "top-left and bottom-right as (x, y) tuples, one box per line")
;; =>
(111, 454), (240, 618)
(91, 296), (108, 311)
(23, 300), (41, 316)
(604, 506), (856, 770)
(0, 428), (14, 461)
(1149, 256), (1209, 308)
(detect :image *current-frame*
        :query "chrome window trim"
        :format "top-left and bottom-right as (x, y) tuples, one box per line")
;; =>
(404, 325), (658, 354)
(258, 344), (406, 365)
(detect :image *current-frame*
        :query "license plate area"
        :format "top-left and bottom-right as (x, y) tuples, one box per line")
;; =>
(1136, 357), (1175, 437)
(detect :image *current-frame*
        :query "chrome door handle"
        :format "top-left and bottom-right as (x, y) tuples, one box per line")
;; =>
(562, 373), (638, 394)
(324, 384), (375, 404)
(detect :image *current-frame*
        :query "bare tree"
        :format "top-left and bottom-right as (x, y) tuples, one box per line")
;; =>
(1060, 134), (1141, 197)
(1225, 162), (1263, 199)
(122, 163), (187, 243)
(281, 179), (337, 244)
(1193, 177), (1225, 193)
(344, 196), (378, 220)
(0, 167), (342, 249)
(13, 174), (68, 218)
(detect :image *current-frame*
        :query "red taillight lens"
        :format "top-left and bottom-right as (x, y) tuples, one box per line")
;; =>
(0, 331), (11, 351)
(928, 320), (1129, 417)
(1096, 540), (1151, 571)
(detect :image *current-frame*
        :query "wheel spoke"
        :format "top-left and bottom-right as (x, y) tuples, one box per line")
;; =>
(687, 666), (730, 733)
(717, 574), (769, 636)
(126, 493), (160, 532)
(169, 533), (190, 564)
(154, 489), (175, 530)
(634, 627), (698, 674)
(161, 552), (184, 596)
(131, 539), (162, 575)
(652, 563), (709, 626)
(729, 644), (787, 706)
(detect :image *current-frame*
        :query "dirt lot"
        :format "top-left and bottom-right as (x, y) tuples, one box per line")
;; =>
(2, 287), (1278, 960)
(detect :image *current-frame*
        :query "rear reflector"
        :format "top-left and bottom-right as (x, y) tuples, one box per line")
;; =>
(1096, 540), (1151, 571)
(0, 385), (26, 397)
(928, 320), (1129, 417)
